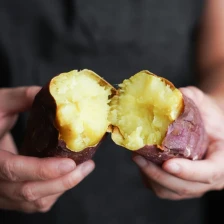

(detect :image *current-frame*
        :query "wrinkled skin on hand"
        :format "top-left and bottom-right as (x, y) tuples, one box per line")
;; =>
(0, 87), (95, 213)
(133, 86), (224, 200)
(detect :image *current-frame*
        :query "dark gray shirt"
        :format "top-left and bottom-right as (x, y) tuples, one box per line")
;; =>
(1, 1), (219, 224)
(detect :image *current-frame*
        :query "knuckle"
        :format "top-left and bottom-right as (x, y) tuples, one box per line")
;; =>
(2, 159), (18, 182)
(35, 198), (51, 212)
(39, 206), (52, 213)
(21, 184), (36, 202)
(39, 205), (52, 213)
(208, 170), (222, 184)
(177, 187), (191, 197)
(64, 177), (75, 189)
(154, 188), (167, 199)
(37, 164), (49, 180)
(63, 175), (79, 189)
(170, 193), (184, 201)
(213, 183), (223, 191)
(152, 172), (162, 182)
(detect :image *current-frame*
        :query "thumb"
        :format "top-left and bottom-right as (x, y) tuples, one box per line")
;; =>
(180, 86), (224, 141)
(0, 86), (41, 115)
(179, 86), (204, 106)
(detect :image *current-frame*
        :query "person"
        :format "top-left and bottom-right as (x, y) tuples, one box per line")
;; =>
(0, 0), (224, 223)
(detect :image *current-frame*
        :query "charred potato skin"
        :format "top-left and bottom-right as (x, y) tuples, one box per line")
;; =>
(21, 83), (102, 165)
(135, 94), (208, 165)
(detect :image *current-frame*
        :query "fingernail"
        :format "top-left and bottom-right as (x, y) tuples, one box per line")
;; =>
(58, 161), (76, 175)
(165, 163), (180, 174)
(80, 162), (94, 175)
(133, 156), (148, 168)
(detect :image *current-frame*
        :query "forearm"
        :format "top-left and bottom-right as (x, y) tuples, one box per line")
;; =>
(197, 0), (224, 110)
(198, 65), (224, 111)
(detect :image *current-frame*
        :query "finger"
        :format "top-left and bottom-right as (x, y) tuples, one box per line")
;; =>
(0, 133), (18, 154)
(0, 150), (76, 182)
(33, 193), (62, 213)
(180, 87), (224, 140)
(0, 178), (63, 204)
(0, 197), (33, 213)
(0, 193), (61, 213)
(163, 141), (224, 184)
(140, 169), (181, 197)
(12, 161), (94, 202)
(133, 156), (208, 197)
(0, 197), (19, 211)
(0, 86), (41, 115)
(149, 181), (199, 200)
(0, 114), (17, 139)
(179, 86), (204, 106)
(0, 161), (94, 201)
(0, 196), (36, 213)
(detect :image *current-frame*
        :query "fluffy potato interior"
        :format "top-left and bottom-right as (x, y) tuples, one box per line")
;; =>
(109, 71), (183, 151)
(50, 70), (113, 152)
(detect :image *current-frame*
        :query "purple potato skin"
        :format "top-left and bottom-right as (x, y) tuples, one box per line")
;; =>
(135, 94), (208, 165)
(21, 83), (102, 165)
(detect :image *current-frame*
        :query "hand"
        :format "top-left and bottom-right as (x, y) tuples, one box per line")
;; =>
(0, 87), (95, 213)
(133, 86), (224, 200)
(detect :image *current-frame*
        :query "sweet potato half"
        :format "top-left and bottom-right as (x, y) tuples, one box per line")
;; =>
(109, 71), (208, 164)
(22, 70), (116, 165)
(22, 69), (208, 165)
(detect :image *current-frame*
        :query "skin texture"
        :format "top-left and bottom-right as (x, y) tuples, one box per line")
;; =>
(21, 84), (102, 165)
(0, 87), (95, 213)
(135, 94), (208, 165)
(133, 87), (224, 200)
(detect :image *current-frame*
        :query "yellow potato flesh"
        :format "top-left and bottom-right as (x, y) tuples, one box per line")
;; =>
(50, 70), (112, 152)
(49, 69), (183, 152)
(109, 71), (183, 151)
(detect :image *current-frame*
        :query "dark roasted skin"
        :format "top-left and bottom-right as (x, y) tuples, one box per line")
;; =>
(21, 69), (114, 165)
(21, 84), (103, 165)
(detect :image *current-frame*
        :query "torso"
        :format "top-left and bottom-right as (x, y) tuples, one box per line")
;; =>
(0, 1), (206, 223)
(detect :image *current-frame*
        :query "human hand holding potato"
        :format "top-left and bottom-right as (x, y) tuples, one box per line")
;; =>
(109, 71), (208, 163)
(0, 87), (95, 213)
(133, 87), (224, 200)
(22, 69), (207, 164)
(21, 69), (211, 201)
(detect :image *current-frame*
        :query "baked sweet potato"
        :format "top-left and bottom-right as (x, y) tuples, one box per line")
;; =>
(21, 69), (116, 165)
(109, 70), (208, 165)
(22, 69), (208, 165)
